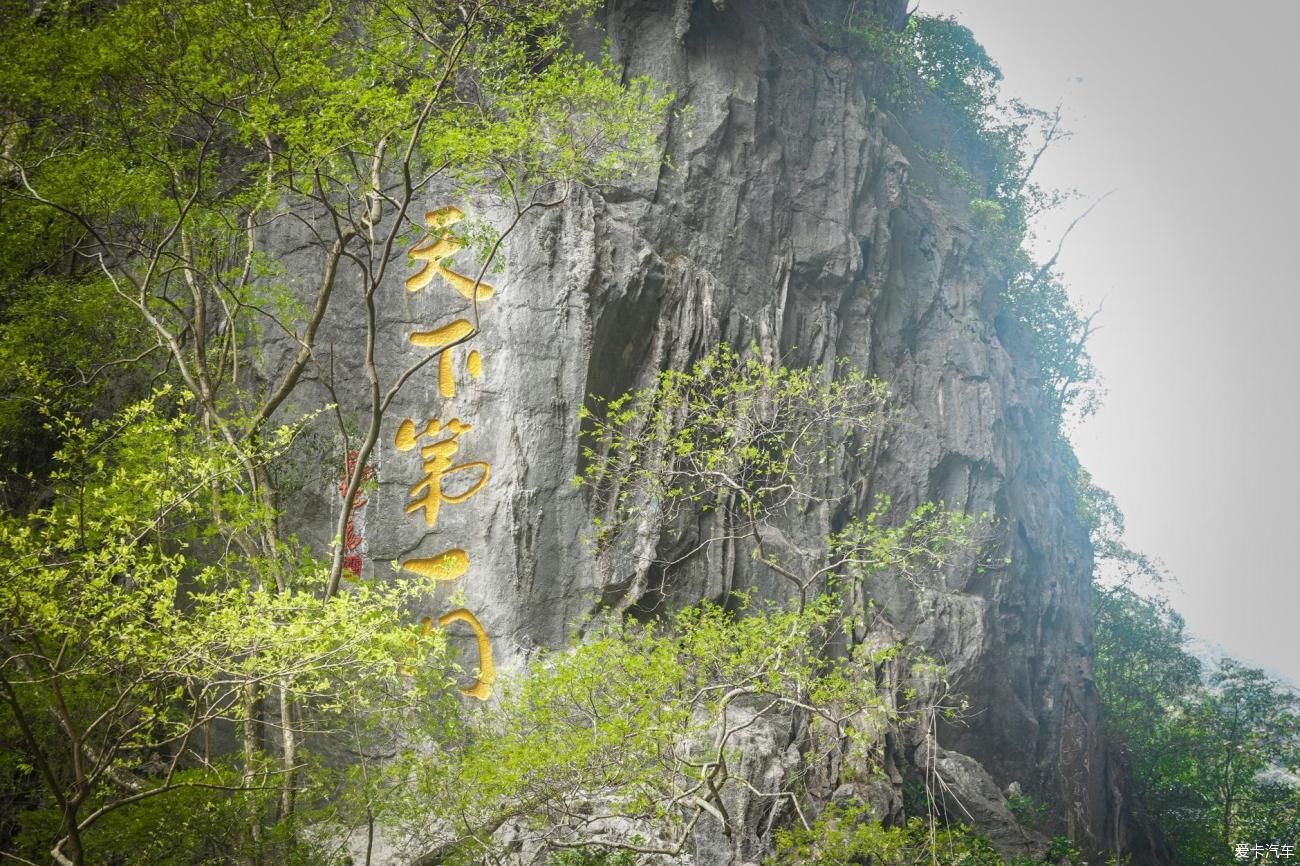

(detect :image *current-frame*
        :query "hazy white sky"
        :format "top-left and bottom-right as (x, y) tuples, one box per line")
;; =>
(918, 0), (1300, 685)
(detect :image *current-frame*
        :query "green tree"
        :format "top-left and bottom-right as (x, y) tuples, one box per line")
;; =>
(1091, 512), (1300, 864)
(0, 348), (986, 864)
(1192, 661), (1300, 854)
(1076, 467), (1164, 586)
(766, 804), (1014, 866)
(385, 349), (984, 864)
(904, 15), (1002, 138)
(1092, 585), (1200, 752)
(400, 595), (906, 864)
(0, 0), (667, 592)
(577, 344), (981, 613)
(0, 393), (458, 866)
(1, 1), (667, 855)
(0, 277), (151, 496)
(1237, 778), (1300, 854)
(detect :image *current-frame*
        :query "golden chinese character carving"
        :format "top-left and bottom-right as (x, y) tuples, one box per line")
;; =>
(409, 318), (483, 399)
(406, 206), (495, 302)
(394, 418), (489, 528)
(401, 548), (470, 582)
(427, 608), (496, 701)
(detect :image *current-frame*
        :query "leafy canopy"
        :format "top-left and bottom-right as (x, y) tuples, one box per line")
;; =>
(766, 803), (1085, 866)
(1093, 575), (1300, 864)
(0, 392), (458, 865)
(577, 344), (980, 610)
(396, 593), (912, 863)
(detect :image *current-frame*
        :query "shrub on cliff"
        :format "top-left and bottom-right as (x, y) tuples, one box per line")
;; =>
(576, 344), (982, 612)
(767, 804), (1003, 866)
(396, 593), (910, 863)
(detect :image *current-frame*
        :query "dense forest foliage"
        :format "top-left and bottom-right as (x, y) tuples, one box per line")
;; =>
(1084, 475), (1300, 865)
(1, 2), (1296, 865)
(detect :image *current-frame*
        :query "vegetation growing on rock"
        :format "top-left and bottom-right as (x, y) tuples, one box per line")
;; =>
(2, 2), (1294, 865)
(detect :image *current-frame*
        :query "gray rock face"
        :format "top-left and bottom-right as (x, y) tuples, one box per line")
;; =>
(266, 0), (1145, 861)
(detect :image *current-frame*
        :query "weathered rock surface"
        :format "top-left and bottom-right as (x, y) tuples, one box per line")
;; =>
(265, 0), (1151, 862)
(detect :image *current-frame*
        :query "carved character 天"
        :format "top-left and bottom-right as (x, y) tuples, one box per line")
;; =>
(406, 206), (495, 301)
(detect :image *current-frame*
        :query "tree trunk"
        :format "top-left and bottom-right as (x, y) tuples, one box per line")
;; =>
(53, 804), (84, 866)
(278, 675), (297, 822)
(242, 681), (264, 866)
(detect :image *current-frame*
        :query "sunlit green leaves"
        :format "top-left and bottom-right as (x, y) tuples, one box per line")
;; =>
(0, 393), (458, 863)
(769, 805), (1009, 866)
(397, 593), (904, 861)
(577, 344), (892, 550)
(829, 498), (981, 592)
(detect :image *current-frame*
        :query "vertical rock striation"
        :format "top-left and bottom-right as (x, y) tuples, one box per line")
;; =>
(574, 1), (1118, 856)
(268, 0), (1146, 861)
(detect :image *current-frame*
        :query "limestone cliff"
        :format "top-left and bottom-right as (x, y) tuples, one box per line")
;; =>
(267, 1), (1144, 861)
